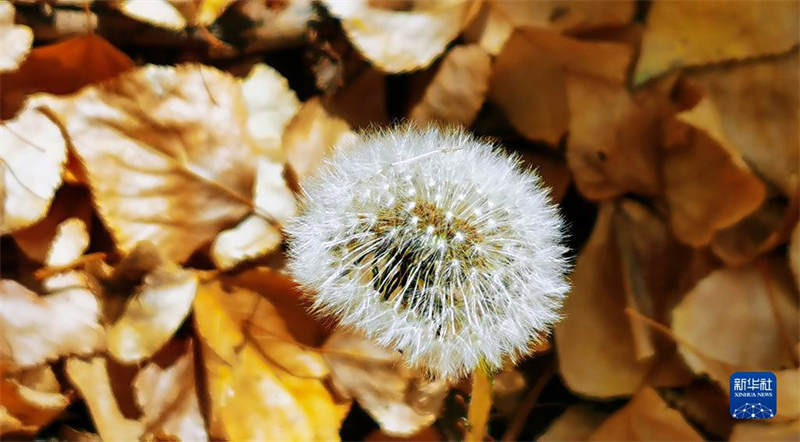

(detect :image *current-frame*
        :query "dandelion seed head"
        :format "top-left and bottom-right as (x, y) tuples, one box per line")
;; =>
(286, 125), (570, 379)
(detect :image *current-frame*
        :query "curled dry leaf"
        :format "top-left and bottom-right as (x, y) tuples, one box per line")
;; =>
(284, 97), (355, 181)
(0, 279), (103, 369)
(240, 63), (300, 158)
(0, 105), (67, 234)
(409, 44), (491, 127)
(662, 96), (766, 247)
(634, 0), (799, 84)
(0, 34), (133, 119)
(321, 0), (474, 73)
(0, 1), (32, 72)
(0, 366), (70, 435)
(44, 217), (89, 268)
(516, 150), (571, 203)
(323, 330), (449, 437)
(538, 405), (608, 441)
(65, 357), (143, 442)
(39, 64), (264, 263)
(490, 29), (631, 145)
(671, 261), (799, 382)
(106, 266), (198, 364)
(193, 281), (345, 441)
(689, 53), (799, 197)
(565, 75), (661, 199)
(134, 339), (208, 441)
(730, 420), (800, 442)
(589, 387), (703, 441)
(326, 68), (388, 129)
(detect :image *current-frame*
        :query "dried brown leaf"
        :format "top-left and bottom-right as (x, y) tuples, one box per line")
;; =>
(409, 44), (491, 127)
(662, 96), (766, 246)
(0, 1), (32, 73)
(284, 97), (355, 181)
(39, 64), (267, 262)
(671, 261), (799, 381)
(538, 405), (608, 441)
(322, 0), (475, 73)
(106, 266), (197, 364)
(0, 366), (70, 435)
(0, 105), (67, 234)
(589, 387), (703, 440)
(730, 420), (800, 442)
(634, 0), (799, 84)
(65, 357), (143, 442)
(689, 53), (799, 197)
(134, 339), (208, 441)
(240, 63), (300, 158)
(0, 279), (103, 369)
(323, 330), (449, 437)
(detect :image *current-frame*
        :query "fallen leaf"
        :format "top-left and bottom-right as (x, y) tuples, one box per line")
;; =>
(44, 217), (89, 268)
(634, 0), (799, 84)
(791, 223), (800, 289)
(117, 0), (187, 30)
(211, 158), (295, 269)
(193, 281), (345, 441)
(0, 34), (133, 119)
(106, 265), (197, 364)
(65, 357), (143, 442)
(662, 96), (766, 246)
(409, 44), (491, 127)
(11, 186), (93, 263)
(240, 63), (300, 158)
(556, 201), (698, 398)
(730, 420), (800, 441)
(775, 369), (799, 420)
(0, 279), (103, 369)
(134, 339), (208, 441)
(0, 1), (32, 73)
(538, 405), (608, 441)
(284, 97), (355, 181)
(671, 260), (799, 380)
(0, 366), (70, 435)
(464, 0), (634, 55)
(689, 53), (799, 197)
(517, 150), (571, 203)
(366, 426), (442, 441)
(589, 387), (703, 440)
(39, 64), (264, 262)
(323, 330), (449, 436)
(565, 75), (661, 199)
(666, 381), (733, 439)
(195, 0), (236, 26)
(490, 29), (632, 145)
(0, 105), (67, 234)
(321, 0), (474, 73)
(326, 68), (388, 129)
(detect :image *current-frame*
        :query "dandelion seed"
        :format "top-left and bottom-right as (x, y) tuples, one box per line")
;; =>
(286, 125), (570, 380)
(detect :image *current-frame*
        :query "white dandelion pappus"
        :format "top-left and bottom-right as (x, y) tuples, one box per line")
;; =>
(286, 125), (570, 380)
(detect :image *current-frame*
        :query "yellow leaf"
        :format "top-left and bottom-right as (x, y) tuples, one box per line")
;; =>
(117, 0), (187, 31)
(0, 105), (67, 234)
(196, 0), (236, 26)
(731, 420), (800, 441)
(193, 281), (345, 441)
(663, 96), (766, 246)
(634, 0), (799, 84)
(0, 1), (31, 72)
(321, 0), (475, 73)
(65, 357), (144, 442)
(539, 405), (608, 441)
(0, 279), (103, 369)
(409, 44), (491, 127)
(39, 64), (266, 262)
(589, 388), (703, 440)
(323, 330), (449, 436)
(106, 266), (198, 364)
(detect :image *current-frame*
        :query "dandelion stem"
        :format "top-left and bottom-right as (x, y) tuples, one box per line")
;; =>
(465, 361), (493, 442)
